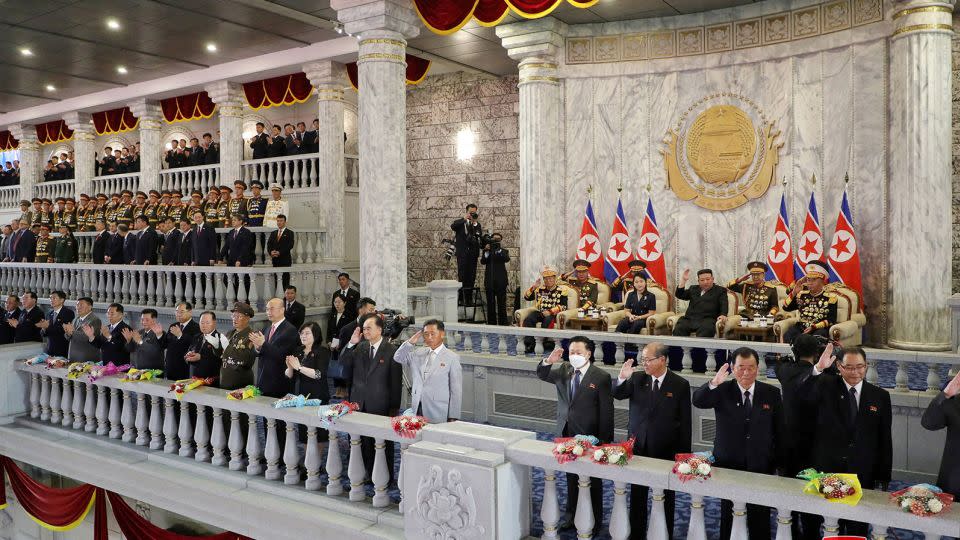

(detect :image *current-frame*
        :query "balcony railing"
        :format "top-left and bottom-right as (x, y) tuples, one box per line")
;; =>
(0, 185), (19, 208)
(240, 154), (359, 190)
(35, 179), (75, 201)
(159, 164), (220, 196)
(91, 172), (140, 195)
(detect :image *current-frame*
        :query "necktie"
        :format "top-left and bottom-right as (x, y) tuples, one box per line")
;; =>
(369, 344), (376, 361)
(743, 390), (752, 416)
(266, 324), (276, 342)
(848, 387), (858, 422)
(423, 350), (435, 378)
(653, 378), (660, 394)
(571, 370), (581, 401)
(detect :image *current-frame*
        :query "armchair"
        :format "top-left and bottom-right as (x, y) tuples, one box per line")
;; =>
(513, 285), (579, 327)
(771, 284), (866, 346)
(556, 281), (612, 328)
(664, 288), (740, 336)
(601, 282), (672, 335)
(717, 282), (791, 338)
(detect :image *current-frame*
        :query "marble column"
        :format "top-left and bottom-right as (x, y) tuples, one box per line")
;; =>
(9, 124), (39, 201)
(206, 81), (244, 183)
(332, 0), (419, 310)
(63, 112), (95, 196)
(497, 19), (566, 286)
(304, 61), (347, 261)
(128, 99), (163, 192)
(888, 0), (954, 350)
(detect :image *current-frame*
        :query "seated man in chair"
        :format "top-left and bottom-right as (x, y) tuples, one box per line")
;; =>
(673, 268), (728, 337)
(727, 261), (779, 319)
(781, 260), (837, 344)
(522, 265), (568, 354)
(561, 259), (599, 312)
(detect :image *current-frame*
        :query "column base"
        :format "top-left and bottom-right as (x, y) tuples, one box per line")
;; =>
(887, 339), (951, 352)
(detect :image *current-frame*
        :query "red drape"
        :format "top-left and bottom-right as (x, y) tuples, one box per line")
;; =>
(243, 73), (313, 110)
(413, 0), (597, 34)
(0, 456), (98, 530)
(35, 120), (74, 145)
(160, 92), (216, 123)
(107, 492), (251, 540)
(0, 130), (18, 151)
(346, 54), (432, 90)
(93, 107), (139, 135)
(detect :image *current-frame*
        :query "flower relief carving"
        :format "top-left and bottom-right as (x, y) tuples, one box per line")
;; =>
(415, 465), (485, 539)
(793, 8), (821, 37)
(853, 0), (882, 24)
(678, 29), (703, 55)
(566, 38), (592, 63)
(595, 36), (620, 62)
(763, 15), (789, 42)
(622, 34), (647, 60)
(823, 1), (851, 31)
(735, 19), (761, 47)
(706, 24), (733, 52)
(649, 31), (676, 58)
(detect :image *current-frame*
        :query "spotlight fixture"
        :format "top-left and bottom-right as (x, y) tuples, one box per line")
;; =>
(44, 84), (56, 92)
(116, 66), (128, 74)
(19, 48), (33, 57)
(106, 18), (120, 30)
(334, 23), (344, 34)
(205, 42), (218, 52)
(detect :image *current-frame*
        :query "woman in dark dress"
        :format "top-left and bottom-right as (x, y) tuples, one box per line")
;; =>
(615, 275), (658, 354)
(285, 322), (330, 444)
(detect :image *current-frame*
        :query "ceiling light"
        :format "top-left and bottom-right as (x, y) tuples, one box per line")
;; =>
(19, 48), (32, 57)
(116, 66), (128, 74)
(106, 18), (120, 30)
(44, 84), (56, 92)
(205, 42), (218, 52)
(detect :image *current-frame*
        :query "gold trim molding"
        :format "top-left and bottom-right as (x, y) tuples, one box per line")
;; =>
(566, 0), (883, 64)
(360, 38), (405, 47)
(892, 5), (952, 19)
(358, 52), (405, 63)
(520, 62), (559, 71)
(519, 75), (560, 84)
(892, 23), (954, 36)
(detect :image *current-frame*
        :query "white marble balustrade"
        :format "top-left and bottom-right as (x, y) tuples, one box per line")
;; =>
(35, 179), (76, 202)
(91, 172), (140, 196)
(159, 164), (220, 196)
(0, 186), (19, 208)
(240, 153), (359, 190)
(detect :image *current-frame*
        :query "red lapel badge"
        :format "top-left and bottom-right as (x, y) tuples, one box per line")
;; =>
(665, 392), (673, 397)
(588, 383), (596, 389)
(762, 403), (770, 410)
(869, 405), (878, 412)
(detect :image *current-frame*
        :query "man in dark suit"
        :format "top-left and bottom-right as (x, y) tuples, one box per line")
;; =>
(161, 218), (182, 265)
(11, 291), (43, 343)
(480, 232), (510, 325)
(0, 294), (22, 345)
(220, 214), (254, 267)
(251, 298), (300, 398)
(331, 272), (360, 321)
(12, 221), (36, 262)
(340, 314), (402, 479)
(283, 286), (306, 330)
(800, 345), (892, 538)
(92, 220), (109, 264)
(159, 302), (201, 380)
(191, 211), (217, 266)
(266, 215), (294, 289)
(613, 342), (690, 539)
(922, 370), (960, 498)
(692, 347), (784, 540)
(63, 297), (101, 363)
(37, 290), (75, 357)
(450, 203), (482, 306)
(536, 336), (613, 534)
(202, 133), (219, 164)
(185, 311), (225, 382)
(267, 125), (286, 157)
(332, 297), (377, 399)
(86, 303), (131, 365)
(283, 124), (299, 155)
(134, 216), (159, 265)
(300, 121), (318, 154)
(176, 219), (193, 265)
(123, 308), (166, 370)
(120, 225), (137, 265)
(104, 224), (123, 264)
(249, 123), (269, 160)
(672, 268), (728, 337)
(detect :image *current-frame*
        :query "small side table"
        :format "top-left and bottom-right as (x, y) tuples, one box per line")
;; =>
(732, 325), (776, 342)
(566, 317), (607, 332)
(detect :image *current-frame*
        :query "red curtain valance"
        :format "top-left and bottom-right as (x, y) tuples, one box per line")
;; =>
(36, 120), (74, 145)
(161, 92), (216, 123)
(413, 0), (597, 34)
(243, 73), (314, 110)
(0, 130), (18, 151)
(346, 54), (431, 90)
(93, 107), (139, 135)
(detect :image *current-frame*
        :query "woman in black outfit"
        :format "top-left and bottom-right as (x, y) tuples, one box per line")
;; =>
(614, 275), (658, 354)
(285, 322), (330, 443)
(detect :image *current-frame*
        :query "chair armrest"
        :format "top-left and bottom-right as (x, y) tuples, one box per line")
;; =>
(599, 302), (623, 312)
(719, 315), (743, 338)
(604, 310), (629, 329)
(665, 314), (682, 333)
(772, 317), (798, 340)
(555, 308), (580, 328)
(514, 307), (537, 326)
(646, 312), (675, 335)
(831, 320), (862, 344)
(850, 313), (867, 326)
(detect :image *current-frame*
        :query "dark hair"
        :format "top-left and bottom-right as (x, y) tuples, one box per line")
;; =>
(840, 346), (867, 363)
(285, 285), (297, 293)
(200, 311), (216, 322)
(23, 291), (36, 301)
(276, 214), (286, 220)
(466, 203), (478, 211)
(202, 133), (212, 138)
(361, 313), (384, 330)
(256, 122), (264, 128)
(568, 335), (596, 359)
(423, 319), (445, 331)
(108, 302), (124, 313)
(77, 297), (93, 307)
(272, 124), (281, 131)
(189, 137), (199, 143)
(50, 290), (66, 301)
(7, 294), (19, 304)
(299, 321), (322, 345)
(697, 269), (713, 277)
(731, 346), (759, 366)
(136, 215), (148, 223)
(358, 297), (376, 309)
(790, 334), (820, 360)
(141, 308), (158, 319)
(338, 272), (350, 280)
(177, 302), (193, 311)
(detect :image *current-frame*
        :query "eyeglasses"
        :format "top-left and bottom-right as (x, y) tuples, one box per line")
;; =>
(638, 356), (663, 364)
(839, 363), (867, 372)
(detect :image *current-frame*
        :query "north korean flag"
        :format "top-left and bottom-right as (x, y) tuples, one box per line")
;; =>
(766, 193), (795, 285)
(576, 200), (604, 280)
(635, 199), (668, 288)
(604, 198), (634, 284)
(827, 188), (862, 297)
(794, 192), (824, 280)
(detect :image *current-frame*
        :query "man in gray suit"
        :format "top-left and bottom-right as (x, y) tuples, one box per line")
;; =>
(393, 319), (462, 423)
(62, 297), (102, 363)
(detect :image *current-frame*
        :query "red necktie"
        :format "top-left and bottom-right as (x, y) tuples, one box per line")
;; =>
(267, 324), (276, 342)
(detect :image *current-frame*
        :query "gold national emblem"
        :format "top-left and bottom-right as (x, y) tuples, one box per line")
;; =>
(662, 94), (783, 211)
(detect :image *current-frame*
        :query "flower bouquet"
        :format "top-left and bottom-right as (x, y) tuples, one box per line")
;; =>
(226, 385), (261, 401)
(391, 410), (429, 438)
(590, 438), (634, 466)
(44, 357), (68, 369)
(120, 368), (163, 382)
(169, 377), (215, 399)
(273, 394), (323, 409)
(797, 469), (862, 505)
(67, 362), (101, 379)
(673, 452), (715, 482)
(23, 354), (49, 366)
(891, 484), (954, 517)
(88, 362), (131, 382)
(318, 401), (359, 427)
(551, 435), (599, 464)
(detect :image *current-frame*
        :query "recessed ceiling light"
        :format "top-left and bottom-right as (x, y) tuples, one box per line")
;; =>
(106, 18), (120, 30)
(19, 48), (32, 57)
(205, 42), (217, 52)
(116, 66), (128, 74)
(44, 84), (56, 92)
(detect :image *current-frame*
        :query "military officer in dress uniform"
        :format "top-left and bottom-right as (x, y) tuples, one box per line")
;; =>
(188, 190), (204, 220)
(230, 181), (248, 218)
(562, 259), (600, 311)
(781, 260), (837, 344)
(144, 190), (161, 228)
(727, 261), (779, 319)
(34, 224), (53, 263)
(93, 195), (107, 227)
(217, 186), (232, 227)
(53, 223), (78, 263)
(264, 184), (289, 228)
(220, 302), (257, 390)
(157, 191), (170, 223)
(522, 265), (569, 354)
(246, 181), (267, 227)
(166, 191), (185, 223)
(38, 199), (54, 228)
(202, 188), (221, 228)
(18, 200), (33, 226)
(132, 191), (148, 223)
(611, 259), (652, 298)
(117, 190), (134, 227)
(104, 194), (119, 225)
(52, 197), (66, 228)
(29, 198), (43, 227)
(61, 198), (78, 231)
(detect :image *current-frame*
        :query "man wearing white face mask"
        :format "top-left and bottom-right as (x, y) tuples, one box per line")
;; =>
(536, 336), (613, 535)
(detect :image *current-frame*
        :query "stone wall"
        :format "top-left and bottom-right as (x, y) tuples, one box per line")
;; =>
(953, 19), (960, 294)
(406, 72), (521, 307)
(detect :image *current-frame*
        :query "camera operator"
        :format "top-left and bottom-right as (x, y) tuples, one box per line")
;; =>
(450, 203), (482, 306)
(481, 232), (510, 325)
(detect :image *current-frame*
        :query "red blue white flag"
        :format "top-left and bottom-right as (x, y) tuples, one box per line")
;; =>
(794, 192), (824, 280)
(635, 199), (668, 288)
(604, 198), (634, 284)
(827, 187), (862, 297)
(575, 200), (605, 280)
(766, 193), (795, 285)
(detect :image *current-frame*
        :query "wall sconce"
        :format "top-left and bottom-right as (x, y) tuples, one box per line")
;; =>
(456, 128), (476, 161)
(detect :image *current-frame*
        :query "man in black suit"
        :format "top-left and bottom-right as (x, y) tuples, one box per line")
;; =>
(104, 224), (123, 264)
(134, 216), (158, 265)
(123, 308), (166, 370)
(266, 214), (294, 289)
(283, 124), (298, 155)
(672, 268), (728, 371)
(251, 298), (300, 398)
(176, 219), (193, 265)
(340, 314), (402, 480)
(185, 311), (225, 383)
(283, 286), (306, 330)
(160, 302), (201, 380)
(613, 342), (690, 539)
(249, 123), (269, 160)
(92, 220), (109, 264)
(191, 211), (217, 266)
(692, 347), (784, 540)
(120, 225), (137, 265)
(202, 133), (219, 164)
(220, 213), (254, 267)
(922, 370), (960, 498)
(800, 345), (892, 538)
(86, 303), (131, 365)
(536, 336), (613, 535)
(37, 290), (74, 357)
(332, 297), (377, 399)
(12, 221), (35, 262)
(268, 125), (286, 157)
(450, 203), (482, 306)
(299, 121), (317, 154)
(0, 294), (21, 345)
(11, 291), (43, 343)
(160, 218), (182, 265)
(480, 232), (510, 325)
(331, 272), (360, 321)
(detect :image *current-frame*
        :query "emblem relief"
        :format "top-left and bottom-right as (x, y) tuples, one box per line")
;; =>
(414, 465), (485, 539)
